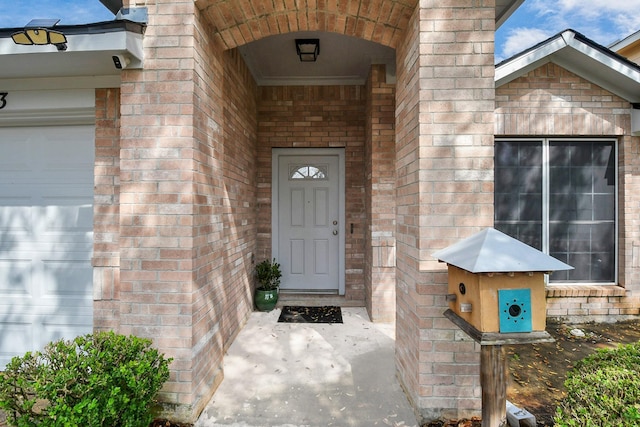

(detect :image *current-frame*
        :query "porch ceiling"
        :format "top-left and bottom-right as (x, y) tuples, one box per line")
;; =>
(197, 0), (525, 86)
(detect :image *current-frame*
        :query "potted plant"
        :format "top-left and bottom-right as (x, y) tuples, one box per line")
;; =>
(254, 258), (281, 311)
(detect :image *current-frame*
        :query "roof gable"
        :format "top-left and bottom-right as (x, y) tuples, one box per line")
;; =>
(496, 30), (640, 103)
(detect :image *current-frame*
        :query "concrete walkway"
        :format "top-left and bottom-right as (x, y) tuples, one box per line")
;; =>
(195, 307), (420, 427)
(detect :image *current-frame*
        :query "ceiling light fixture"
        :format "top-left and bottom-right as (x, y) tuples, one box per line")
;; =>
(295, 38), (320, 62)
(11, 19), (67, 51)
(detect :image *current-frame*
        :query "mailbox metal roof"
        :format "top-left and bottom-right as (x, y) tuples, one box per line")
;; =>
(432, 228), (574, 273)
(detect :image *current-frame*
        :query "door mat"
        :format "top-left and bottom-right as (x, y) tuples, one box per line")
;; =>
(277, 306), (343, 323)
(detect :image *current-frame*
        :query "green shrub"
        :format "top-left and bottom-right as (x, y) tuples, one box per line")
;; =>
(0, 331), (172, 427)
(554, 341), (640, 427)
(255, 258), (282, 291)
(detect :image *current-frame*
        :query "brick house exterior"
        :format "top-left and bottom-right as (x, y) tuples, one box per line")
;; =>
(2, 2), (640, 424)
(93, 2), (498, 421)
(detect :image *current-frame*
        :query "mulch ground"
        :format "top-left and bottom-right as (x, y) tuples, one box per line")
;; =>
(506, 319), (640, 426)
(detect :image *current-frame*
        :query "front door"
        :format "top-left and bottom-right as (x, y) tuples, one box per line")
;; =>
(273, 148), (345, 294)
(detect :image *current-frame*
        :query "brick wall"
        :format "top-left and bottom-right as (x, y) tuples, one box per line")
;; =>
(109, 2), (259, 422)
(395, 2), (495, 421)
(256, 85), (366, 303)
(365, 64), (396, 321)
(496, 62), (640, 322)
(395, 4), (421, 415)
(117, 0), (201, 417)
(189, 10), (258, 418)
(93, 88), (121, 331)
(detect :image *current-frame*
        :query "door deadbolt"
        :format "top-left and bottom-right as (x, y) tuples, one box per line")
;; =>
(333, 220), (338, 225)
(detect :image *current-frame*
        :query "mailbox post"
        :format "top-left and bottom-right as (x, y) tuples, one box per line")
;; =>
(433, 228), (573, 427)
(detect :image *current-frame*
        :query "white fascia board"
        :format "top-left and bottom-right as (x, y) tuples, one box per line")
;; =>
(495, 35), (568, 86)
(0, 29), (143, 79)
(0, 31), (140, 58)
(496, 0), (525, 29)
(66, 31), (144, 66)
(562, 32), (640, 85)
(609, 30), (640, 52)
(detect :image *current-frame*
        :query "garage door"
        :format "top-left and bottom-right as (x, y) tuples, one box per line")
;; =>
(0, 125), (94, 368)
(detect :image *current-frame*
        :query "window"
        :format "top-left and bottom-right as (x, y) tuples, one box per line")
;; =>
(289, 164), (328, 180)
(495, 139), (616, 284)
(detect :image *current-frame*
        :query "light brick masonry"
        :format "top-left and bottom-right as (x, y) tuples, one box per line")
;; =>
(86, 0), (640, 424)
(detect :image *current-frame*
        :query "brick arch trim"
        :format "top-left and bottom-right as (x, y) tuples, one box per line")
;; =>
(196, 0), (417, 49)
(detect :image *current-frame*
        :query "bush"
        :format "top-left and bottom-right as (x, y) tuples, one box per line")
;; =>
(0, 331), (172, 427)
(554, 341), (640, 426)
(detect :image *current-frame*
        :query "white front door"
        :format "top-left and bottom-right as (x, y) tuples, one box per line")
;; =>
(273, 149), (345, 294)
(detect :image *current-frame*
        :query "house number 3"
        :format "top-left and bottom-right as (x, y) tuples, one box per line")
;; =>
(0, 93), (7, 109)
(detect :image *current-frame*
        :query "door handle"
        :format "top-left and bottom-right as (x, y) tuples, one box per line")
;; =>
(333, 230), (338, 235)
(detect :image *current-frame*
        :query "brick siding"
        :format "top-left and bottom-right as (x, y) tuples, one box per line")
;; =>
(365, 64), (397, 322)
(97, 2), (260, 421)
(256, 85), (367, 303)
(395, 1), (495, 421)
(496, 62), (640, 322)
(93, 88), (121, 331)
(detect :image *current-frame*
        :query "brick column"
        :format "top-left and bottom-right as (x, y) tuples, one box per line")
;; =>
(118, 0), (205, 421)
(395, 1), (495, 421)
(93, 88), (121, 331)
(365, 64), (396, 322)
(116, 2), (259, 421)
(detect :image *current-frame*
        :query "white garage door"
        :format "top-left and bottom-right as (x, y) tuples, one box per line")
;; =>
(0, 125), (94, 368)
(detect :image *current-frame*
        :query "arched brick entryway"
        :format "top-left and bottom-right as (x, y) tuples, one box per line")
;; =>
(195, 0), (418, 49)
(106, 0), (496, 423)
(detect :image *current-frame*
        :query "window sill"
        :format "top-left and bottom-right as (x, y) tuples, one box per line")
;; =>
(546, 285), (626, 298)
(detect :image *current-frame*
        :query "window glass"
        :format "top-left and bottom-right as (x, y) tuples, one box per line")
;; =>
(289, 164), (328, 180)
(494, 141), (543, 250)
(495, 139), (616, 284)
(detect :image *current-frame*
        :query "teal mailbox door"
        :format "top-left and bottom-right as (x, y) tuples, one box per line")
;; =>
(498, 289), (532, 333)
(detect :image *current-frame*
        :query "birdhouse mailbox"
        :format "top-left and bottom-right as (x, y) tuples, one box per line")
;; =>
(432, 228), (573, 336)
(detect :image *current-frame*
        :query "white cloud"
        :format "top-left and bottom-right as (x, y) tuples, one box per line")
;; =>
(497, 0), (640, 61)
(531, 0), (640, 41)
(497, 27), (552, 62)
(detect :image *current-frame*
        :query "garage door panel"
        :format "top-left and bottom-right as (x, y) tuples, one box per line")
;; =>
(0, 198), (33, 232)
(0, 320), (33, 367)
(40, 202), (93, 232)
(41, 317), (93, 348)
(0, 138), (31, 172)
(0, 125), (94, 368)
(0, 258), (32, 296)
(42, 259), (93, 298)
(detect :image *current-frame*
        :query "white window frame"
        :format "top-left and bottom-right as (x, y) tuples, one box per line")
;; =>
(495, 137), (618, 286)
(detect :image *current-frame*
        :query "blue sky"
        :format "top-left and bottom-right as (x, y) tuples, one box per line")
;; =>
(0, 0), (113, 28)
(2, 0), (640, 63)
(496, 0), (640, 62)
